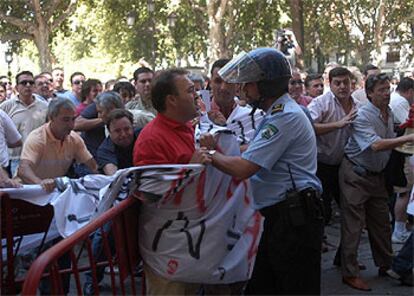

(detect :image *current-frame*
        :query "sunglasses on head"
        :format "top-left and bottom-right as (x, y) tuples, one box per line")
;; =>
(73, 80), (84, 85)
(18, 80), (35, 86)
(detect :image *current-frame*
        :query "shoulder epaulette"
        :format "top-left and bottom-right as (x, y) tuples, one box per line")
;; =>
(271, 104), (284, 115)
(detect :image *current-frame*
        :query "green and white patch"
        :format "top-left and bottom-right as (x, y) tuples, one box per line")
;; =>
(261, 124), (279, 139)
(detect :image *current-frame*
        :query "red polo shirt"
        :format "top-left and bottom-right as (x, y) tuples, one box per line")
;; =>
(133, 113), (195, 165)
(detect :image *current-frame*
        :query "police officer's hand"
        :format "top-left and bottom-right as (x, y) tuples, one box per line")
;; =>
(337, 107), (358, 128)
(190, 147), (212, 165)
(199, 133), (217, 150)
(41, 178), (56, 193)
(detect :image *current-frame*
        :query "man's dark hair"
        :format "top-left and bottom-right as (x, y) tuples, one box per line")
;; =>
(113, 81), (136, 98)
(363, 64), (379, 76)
(70, 72), (85, 84)
(48, 97), (76, 119)
(329, 67), (351, 83)
(396, 77), (414, 93)
(151, 68), (188, 113)
(133, 67), (153, 82)
(15, 71), (34, 85)
(106, 108), (134, 130)
(210, 59), (231, 76)
(365, 73), (390, 100)
(80, 79), (102, 102)
(304, 73), (323, 88)
(0, 75), (8, 80)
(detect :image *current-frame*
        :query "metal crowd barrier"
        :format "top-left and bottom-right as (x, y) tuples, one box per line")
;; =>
(1, 192), (54, 294)
(20, 196), (141, 295)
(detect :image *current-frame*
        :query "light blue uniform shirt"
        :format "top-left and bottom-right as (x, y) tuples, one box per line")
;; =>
(60, 91), (81, 106)
(344, 101), (395, 172)
(242, 93), (322, 210)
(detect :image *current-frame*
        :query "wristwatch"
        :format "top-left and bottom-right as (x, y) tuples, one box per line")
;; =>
(208, 150), (217, 156)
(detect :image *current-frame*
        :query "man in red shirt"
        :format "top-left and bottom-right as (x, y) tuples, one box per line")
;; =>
(133, 69), (212, 294)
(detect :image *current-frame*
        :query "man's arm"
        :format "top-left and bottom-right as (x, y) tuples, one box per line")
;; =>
(84, 158), (98, 174)
(211, 153), (260, 180)
(313, 108), (358, 135)
(74, 115), (103, 132)
(17, 159), (55, 192)
(371, 134), (414, 151)
(8, 139), (22, 148)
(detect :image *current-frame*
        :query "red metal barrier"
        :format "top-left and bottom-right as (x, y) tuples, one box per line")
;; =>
(1, 192), (54, 294)
(21, 197), (141, 295)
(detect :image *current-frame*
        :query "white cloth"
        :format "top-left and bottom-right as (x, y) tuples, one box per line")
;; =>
(389, 91), (410, 124)
(0, 109), (21, 167)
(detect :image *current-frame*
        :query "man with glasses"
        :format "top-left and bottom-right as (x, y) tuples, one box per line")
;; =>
(288, 71), (312, 106)
(0, 71), (48, 176)
(0, 75), (14, 99)
(34, 74), (54, 102)
(339, 73), (414, 291)
(63, 71), (85, 106)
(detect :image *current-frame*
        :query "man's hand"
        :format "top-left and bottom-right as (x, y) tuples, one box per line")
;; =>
(337, 107), (358, 128)
(190, 147), (212, 165)
(207, 110), (227, 126)
(199, 133), (217, 150)
(41, 178), (56, 193)
(0, 178), (22, 188)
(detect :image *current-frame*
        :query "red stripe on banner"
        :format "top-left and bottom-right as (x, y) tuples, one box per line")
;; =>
(196, 169), (207, 213)
(242, 180), (250, 205)
(245, 212), (263, 260)
(162, 168), (187, 205)
(174, 176), (195, 205)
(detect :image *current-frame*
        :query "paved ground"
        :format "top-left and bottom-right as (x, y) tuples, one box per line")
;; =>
(321, 215), (413, 296)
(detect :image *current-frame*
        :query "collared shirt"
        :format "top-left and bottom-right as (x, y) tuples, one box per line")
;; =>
(61, 91), (81, 106)
(0, 110), (21, 167)
(345, 101), (395, 172)
(242, 93), (321, 210)
(295, 94), (313, 107)
(20, 122), (93, 180)
(125, 95), (157, 115)
(97, 129), (140, 170)
(389, 91), (409, 124)
(133, 113), (195, 165)
(307, 91), (357, 165)
(0, 96), (48, 159)
(352, 88), (369, 106)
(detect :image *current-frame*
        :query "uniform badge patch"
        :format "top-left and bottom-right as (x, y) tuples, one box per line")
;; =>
(261, 124), (279, 139)
(271, 104), (284, 115)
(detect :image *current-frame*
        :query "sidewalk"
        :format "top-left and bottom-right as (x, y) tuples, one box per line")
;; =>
(322, 219), (413, 295)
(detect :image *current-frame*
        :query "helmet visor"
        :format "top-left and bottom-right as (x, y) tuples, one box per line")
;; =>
(218, 51), (266, 83)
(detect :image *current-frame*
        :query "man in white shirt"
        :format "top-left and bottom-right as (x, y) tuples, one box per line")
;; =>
(389, 77), (414, 243)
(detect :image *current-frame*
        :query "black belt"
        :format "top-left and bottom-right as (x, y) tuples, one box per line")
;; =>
(259, 187), (323, 226)
(344, 155), (383, 176)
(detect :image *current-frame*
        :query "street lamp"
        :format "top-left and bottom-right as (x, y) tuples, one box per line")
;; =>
(4, 48), (13, 80)
(167, 13), (177, 28)
(127, 11), (137, 27)
(147, 0), (155, 67)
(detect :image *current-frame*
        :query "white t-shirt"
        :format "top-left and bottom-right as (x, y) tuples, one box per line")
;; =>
(389, 91), (410, 124)
(0, 109), (21, 167)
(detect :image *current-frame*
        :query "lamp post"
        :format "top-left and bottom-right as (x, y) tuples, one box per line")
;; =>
(126, 11), (137, 27)
(147, 0), (156, 67)
(4, 48), (13, 81)
(167, 13), (177, 66)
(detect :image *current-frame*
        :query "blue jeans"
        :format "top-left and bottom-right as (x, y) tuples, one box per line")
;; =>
(392, 231), (413, 275)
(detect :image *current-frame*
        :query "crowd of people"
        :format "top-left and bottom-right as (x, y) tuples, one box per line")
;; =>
(0, 47), (413, 294)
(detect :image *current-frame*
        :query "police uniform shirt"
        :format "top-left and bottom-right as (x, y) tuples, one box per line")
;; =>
(344, 101), (395, 172)
(242, 93), (322, 210)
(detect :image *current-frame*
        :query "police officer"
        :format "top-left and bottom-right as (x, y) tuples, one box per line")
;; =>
(200, 48), (323, 295)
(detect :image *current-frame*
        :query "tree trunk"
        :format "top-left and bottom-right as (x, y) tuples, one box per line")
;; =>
(33, 30), (52, 72)
(289, 0), (304, 69)
(207, 0), (231, 61)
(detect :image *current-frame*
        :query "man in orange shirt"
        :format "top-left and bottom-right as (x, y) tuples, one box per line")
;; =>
(18, 97), (97, 192)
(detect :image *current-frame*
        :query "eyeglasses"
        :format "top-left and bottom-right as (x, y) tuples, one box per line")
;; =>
(289, 80), (303, 85)
(73, 80), (84, 85)
(18, 80), (35, 86)
(1, 81), (12, 86)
